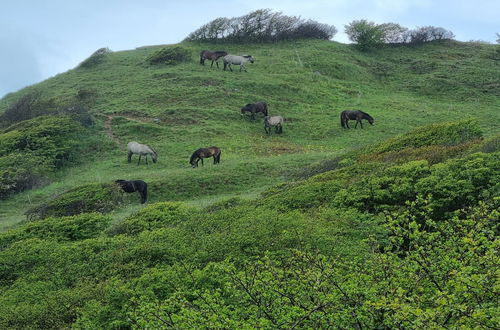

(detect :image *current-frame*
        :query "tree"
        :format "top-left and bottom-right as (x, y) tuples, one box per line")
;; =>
(344, 20), (385, 50)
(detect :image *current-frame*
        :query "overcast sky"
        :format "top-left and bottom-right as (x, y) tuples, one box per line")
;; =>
(1, 0), (499, 99)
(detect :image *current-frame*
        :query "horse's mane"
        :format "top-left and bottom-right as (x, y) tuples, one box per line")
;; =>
(358, 110), (373, 120)
(190, 149), (200, 164)
(145, 144), (157, 155)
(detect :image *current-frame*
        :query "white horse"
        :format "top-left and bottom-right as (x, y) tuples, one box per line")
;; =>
(127, 141), (157, 165)
(264, 116), (284, 135)
(223, 55), (254, 72)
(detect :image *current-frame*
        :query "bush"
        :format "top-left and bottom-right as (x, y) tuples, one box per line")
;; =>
(372, 119), (482, 153)
(0, 116), (85, 199)
(110, 202), (191, 235)
(404, 26), (455, 44)
(0, 91), (94, 128)
(344, 20), (386, 50)
(147, 46), (191, 65)
(0, 213), (112, 249)
(25, 183), (123, 220)
(185, 9), (336, 43)
(78, 47), (112, 69)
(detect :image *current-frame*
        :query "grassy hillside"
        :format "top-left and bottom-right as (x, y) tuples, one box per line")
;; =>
(0, 39), (498, 327)
(1, 39), (498, 229)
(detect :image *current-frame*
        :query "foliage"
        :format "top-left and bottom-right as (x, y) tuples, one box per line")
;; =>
(0, 116), (85, 199)
(109, 202), (191, 235)
(345, 20), (454, 49)
(372, 119), (482, 153)
(345, 19), (386, 50)
(0, 90), (94, 128)
(185, 9), (337, 43)
(0, 213), (111, 249)
(126, 198), (499, 328)
(147, 46), (191, 65)
(25, 183), (123, 220)
(78, 47), (112, 69)
(404, 26), (455, 44)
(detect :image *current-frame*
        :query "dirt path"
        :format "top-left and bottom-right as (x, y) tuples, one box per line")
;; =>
(104, 114), (122, 147)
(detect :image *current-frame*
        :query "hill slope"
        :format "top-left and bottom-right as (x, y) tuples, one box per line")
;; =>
(1, 39), (498, 228)
(0, 39), (498, 328)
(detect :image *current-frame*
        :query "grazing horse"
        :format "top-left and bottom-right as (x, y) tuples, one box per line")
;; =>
(223, 55), (254, 72)
(241, 101), (268, 120)
(340, 110), (374, 129)
(200, 50), (228, 68)
(115, 179), (148, 204)
(127, 141), (157, 165)
(264, 116), (284, 135)
(190, 146), (221, 168)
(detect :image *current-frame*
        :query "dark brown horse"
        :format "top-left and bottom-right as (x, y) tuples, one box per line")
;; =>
(340, 110), (374, 129)
(200, 50), (228, 68)
(241, 102), (268, 120)
(115, 179), (148, 204)
(190, 146), (221, 168)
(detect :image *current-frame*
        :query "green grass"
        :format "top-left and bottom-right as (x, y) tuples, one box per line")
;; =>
(0, 39), (499, 230)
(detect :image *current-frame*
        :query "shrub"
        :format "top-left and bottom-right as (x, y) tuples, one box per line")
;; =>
(372, 119), (482, 153)
(78, 47), (111, 69)
(185, 9), (336, 43)
(404, 26), (455, 44)
(0, 116), (85, 199)
(344, 20), (386, 50)
(25, 183), (123, 220)
(110, 202), (191, 235)
(0, 213), (112, 249)
(147, 46), (191, 65)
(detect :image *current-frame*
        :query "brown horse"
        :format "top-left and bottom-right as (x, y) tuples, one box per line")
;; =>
(340, 110), (374, 129)
(200, 50), (228, 68)
(241, 102), (268, 120)
(190, 146), (221, 168)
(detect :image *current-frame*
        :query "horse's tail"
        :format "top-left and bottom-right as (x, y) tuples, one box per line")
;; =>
(263, 103), (268, 116)
(216, 149), (221, 163)
(140, 182), (147, 204)
(340, 112), (345, 128)
(200, 50), (206, 65)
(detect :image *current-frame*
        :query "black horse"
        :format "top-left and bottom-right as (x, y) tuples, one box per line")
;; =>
(241, 102), (268, 120)
(340, 110), (374, 129)
(190, 146), (221, 168)
(200, 50), (228, 68)
(115, 179), (148, 204)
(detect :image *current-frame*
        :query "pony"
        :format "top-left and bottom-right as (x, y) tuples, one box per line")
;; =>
(340, 110), (374, 129)
(264, 116), (284, 135)
(127, 141), (157, 165)
(190, 146), (221, 168)
(115, 179), (148, 204)
(241, 101), (268, 119)
(200, 50), (228, 68)
(223, 55), (254, 72)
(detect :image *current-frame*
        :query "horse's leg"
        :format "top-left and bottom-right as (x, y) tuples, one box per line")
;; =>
(210, 60), (214, 68)
(229, 64), (233, 72)
(145, 155), (149, 165)
(128, 151), (132, 163)
(215, 61), (219, 69)
(137, 155), (142, 165)
(201, 158), (204, 166)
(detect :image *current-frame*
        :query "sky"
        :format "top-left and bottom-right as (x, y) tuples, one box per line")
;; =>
(1, 0), (499, 99)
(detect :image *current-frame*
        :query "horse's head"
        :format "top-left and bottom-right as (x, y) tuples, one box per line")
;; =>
(368, 117), (374, 125)
(151, 152), (158, 163)
(241, 104), (251, 113)
(243, 55), (254, 63)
